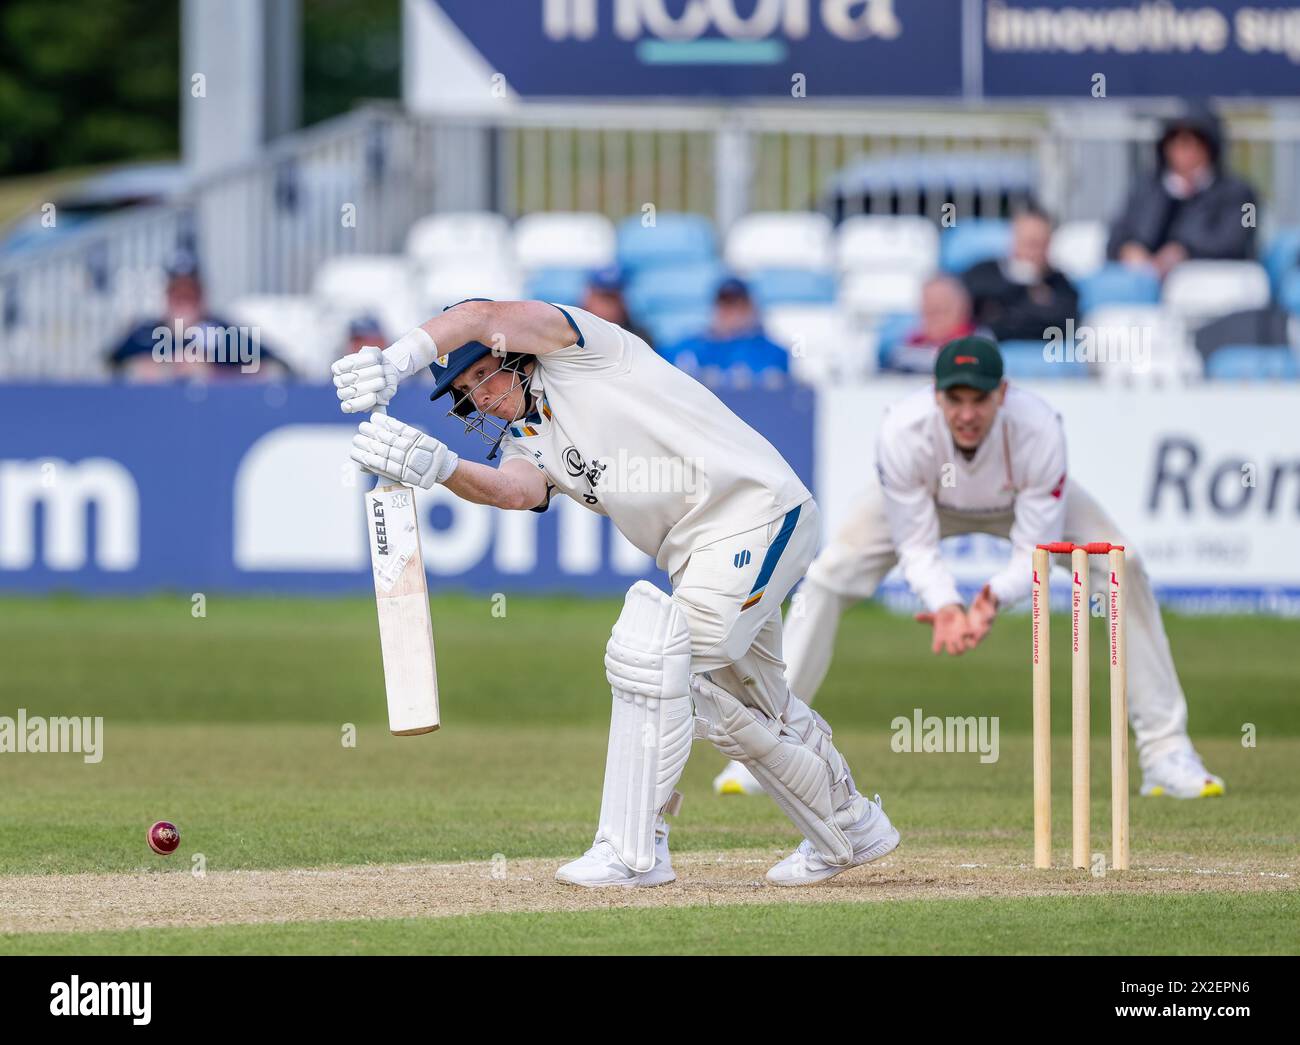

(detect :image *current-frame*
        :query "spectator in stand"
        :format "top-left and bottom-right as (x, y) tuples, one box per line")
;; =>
(660, 276), (788, 386)
(581, 265), (652, 347)
(345, 313), (387, 357)
(1108, 105), (1257, 278)
(107, 249), (286, 380)
(884, 275), (979, 373)
(345, 313), (439, 388)
(962, 204), (1078, 343)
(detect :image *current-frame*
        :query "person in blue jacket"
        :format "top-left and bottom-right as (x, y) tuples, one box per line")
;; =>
(660, 276), (789, 384)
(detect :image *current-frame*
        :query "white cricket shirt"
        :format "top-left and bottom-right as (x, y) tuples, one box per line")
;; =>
(499, 306), (810, 576)
(876, 384), (1068, 611)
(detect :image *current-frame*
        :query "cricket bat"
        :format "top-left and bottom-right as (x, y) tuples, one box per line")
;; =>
(363, 406), (441, 735)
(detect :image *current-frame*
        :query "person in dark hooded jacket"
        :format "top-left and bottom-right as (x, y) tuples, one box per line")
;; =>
(1107, 105), (1257, 278)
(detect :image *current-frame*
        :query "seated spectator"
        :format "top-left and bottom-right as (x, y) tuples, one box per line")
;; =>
(660, 277), (788, 386)
(962, 205), (1079, 342)
(108, 250), (286, 380)
(346, 313), (435, 387)
(345, 314), (387, 356)
(884, 275), (978, 373)
(581, 265), (652, 346)
(1108, 104), (1257, 277)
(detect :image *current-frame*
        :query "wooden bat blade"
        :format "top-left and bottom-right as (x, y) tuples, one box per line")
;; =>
(365, 480), (440, 735)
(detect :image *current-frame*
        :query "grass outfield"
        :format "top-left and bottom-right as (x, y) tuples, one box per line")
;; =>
(0, 594), (1296, 954)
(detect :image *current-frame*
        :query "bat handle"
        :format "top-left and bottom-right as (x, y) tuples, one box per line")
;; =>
(363, 404), (387, 486)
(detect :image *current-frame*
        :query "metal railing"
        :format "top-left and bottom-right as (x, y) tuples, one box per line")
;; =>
(3, 101), (1298, 380)
(476, 102), (1052, 224)
(0, 107), (438, 379)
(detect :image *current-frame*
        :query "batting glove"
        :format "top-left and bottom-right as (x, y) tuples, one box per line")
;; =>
(332, 346), (399, 414)
(351, 413), (460, 489)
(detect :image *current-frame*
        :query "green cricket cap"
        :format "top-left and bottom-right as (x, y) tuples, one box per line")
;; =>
(934, 336), (1004, 392)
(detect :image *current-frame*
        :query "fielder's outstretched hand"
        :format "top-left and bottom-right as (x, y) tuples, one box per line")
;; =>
(914, 603), (975, 656)
(965, 584), (1000, 649)
(351, 413), (460, 490)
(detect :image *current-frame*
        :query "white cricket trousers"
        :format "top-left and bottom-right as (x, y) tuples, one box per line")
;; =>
(671, 499), (820, 721)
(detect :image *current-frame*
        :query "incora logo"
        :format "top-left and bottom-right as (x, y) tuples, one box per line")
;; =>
(543, 0), (903, 43)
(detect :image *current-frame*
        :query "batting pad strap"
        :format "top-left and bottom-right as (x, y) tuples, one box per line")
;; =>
(690, 675), (856, 866)
(596, 582), (695, 873)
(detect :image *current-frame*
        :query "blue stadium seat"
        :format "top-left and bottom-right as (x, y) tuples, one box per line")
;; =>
(874, 312), (918, 368)
(1079, 263), (1161, 314)
(1280, 269), (1300, 316)
(747, 268), (837, 308)
(625, 259), (725, 316)
(999, 340), (1091, 380)
(1262, 227), (1300, 295)
(1205, 345), (1300, 380)
(646, 308), (712, 348)
(940, 220), (1011, 273)
(524, 267), (590, 306)
(616, 213), (717, 273)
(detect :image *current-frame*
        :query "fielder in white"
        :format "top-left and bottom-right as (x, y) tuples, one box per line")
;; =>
(715, 336), (1226, 801)
(331, 298), (899, 887)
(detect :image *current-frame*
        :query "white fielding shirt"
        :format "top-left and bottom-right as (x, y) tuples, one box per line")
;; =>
(498, 306), (810, 576)
(877, 384), (1068, 612)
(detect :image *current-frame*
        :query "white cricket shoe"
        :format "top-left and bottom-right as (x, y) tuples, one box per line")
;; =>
(713, 759), (764, 796)
(766, 795), (900, 887)
(555, 822), (675, 888)
(1140, 746), (1225, 799)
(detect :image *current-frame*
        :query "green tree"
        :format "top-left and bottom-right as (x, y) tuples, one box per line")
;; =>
(0, 0), (180, 174)
(0, 0), (401, 177)
(303, 0), (400, 126)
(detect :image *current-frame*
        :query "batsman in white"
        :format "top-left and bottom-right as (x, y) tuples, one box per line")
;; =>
(331, 298), (899, 887)
(715, 336), (1225, 801)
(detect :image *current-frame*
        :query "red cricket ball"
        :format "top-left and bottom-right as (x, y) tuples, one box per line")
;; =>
(147, 821), (181, 855)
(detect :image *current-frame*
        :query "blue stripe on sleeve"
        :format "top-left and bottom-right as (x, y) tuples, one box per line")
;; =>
(548, 303), (585, 347)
